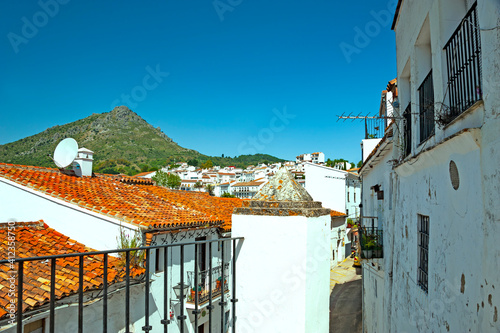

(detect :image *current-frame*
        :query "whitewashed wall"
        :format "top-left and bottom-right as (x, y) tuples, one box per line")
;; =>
(361, 139), (382, 163)
(0, 178), (137, 251)
(232, 214), (330, 333)
(304, 163), (346, 214)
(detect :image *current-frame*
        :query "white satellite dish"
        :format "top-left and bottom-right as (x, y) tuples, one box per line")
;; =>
(53, 138), (78, 168)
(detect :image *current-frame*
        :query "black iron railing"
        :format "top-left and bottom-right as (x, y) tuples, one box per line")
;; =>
(419, 70), (435, 143)
(359, 227), (383, 259)
(365, 118), (387, 139)
(187, 263), (229, 305)
(0, 237), (243, 333)
(443, 2), (482, 123)
(403, 102), (412, 157)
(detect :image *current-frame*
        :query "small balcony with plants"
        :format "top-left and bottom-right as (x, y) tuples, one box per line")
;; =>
(359, 227), (383, 259)
(186, 262), (230, 307)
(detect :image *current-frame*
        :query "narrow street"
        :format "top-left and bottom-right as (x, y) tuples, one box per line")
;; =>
(329, 257), (362, 333)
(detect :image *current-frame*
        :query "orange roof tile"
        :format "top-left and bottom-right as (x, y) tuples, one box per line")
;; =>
(232, 180), (266, 187)
(330, 210), (347, 217)
(0, 221), (144, 319)
(0, 164), (243, 231)
(131, 171), (154, 178)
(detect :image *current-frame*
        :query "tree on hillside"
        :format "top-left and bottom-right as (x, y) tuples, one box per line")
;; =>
(188, 159), (199, 167)
(152, 170), (181, 189)
(357, 160), (363, 168)
(201, 159), (213, 169)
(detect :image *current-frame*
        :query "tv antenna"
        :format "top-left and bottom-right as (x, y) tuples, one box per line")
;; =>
(51, 138), (78, 168)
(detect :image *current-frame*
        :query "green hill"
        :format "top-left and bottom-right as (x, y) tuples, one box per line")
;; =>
(0, 106), (284, 175)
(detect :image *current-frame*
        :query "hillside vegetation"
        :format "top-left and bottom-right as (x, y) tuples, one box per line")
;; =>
(0, 106), (284, 175)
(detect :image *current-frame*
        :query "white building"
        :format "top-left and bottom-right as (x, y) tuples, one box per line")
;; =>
(296, 152), (325, 164)
(0, 162), (242, 333)
(361, 1), (500, 332)
(232, 168), (331, 332)
(304, 162), (361, 219)
(231, 179), (267, 199)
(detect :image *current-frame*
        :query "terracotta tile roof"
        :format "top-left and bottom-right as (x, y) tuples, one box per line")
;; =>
(232, 180), (266, 187)
(330, 210), (347, 217)
(0, 221), (144, 319)
(131, 171), (154, 178)
(0, 164), (243, 231)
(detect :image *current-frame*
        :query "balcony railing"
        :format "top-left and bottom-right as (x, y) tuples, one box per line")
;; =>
(187, 263), (230, 305)
(419, 70), (435, 143)
(359, 227), (383, 259)
(0, 237), (243, 333)
(443, 2), (482, 124)
(365, 118), (387, 139)
(403, 102), (412, 157)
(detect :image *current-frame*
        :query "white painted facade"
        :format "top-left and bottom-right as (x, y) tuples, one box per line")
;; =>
(361, 0), (500, 331)
(232, 214), (330, 333)
(304, 162), (360, 217)
(330, 216), (348, 268)
(360, 139), (381, 163)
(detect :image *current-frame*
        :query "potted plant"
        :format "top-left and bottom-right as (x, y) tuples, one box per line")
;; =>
(191, 286), (202, 300)
(216, 277), (222, 290)
(362, 235), (376, 259)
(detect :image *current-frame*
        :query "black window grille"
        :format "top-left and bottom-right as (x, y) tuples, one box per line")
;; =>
(419, 70), (434, 143)
(418, 215), (429, 293)
(443, 2), (482, 123)
(403, 102), (412, 157)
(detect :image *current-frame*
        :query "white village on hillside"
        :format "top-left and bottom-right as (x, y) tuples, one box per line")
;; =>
(1, 0), (500, 332)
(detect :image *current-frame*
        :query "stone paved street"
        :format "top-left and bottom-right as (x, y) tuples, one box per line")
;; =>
(329, 257), (362, 333)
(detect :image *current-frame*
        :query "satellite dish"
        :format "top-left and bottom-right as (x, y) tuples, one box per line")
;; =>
(53, 138), (78, 168)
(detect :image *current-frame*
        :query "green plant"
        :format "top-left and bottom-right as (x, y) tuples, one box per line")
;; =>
(152, 170), (181, 189)
(221, 192), (235, 198)
(117, 228), (145, 267)
(205, 184), (214, 196)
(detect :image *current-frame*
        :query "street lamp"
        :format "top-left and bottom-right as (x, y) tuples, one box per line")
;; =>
(173, 282), (190, 300)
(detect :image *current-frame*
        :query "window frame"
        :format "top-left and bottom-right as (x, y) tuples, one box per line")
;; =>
(417, 214), (430, 293)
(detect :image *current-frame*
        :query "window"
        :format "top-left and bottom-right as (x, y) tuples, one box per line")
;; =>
(418, 215), (429, 293)
(443, 2), (482, 122)
(403, 102), (412, 156)
(155, 248), (163, 273)
(419, 71), (434, 143)
(347, 190), (350, 202)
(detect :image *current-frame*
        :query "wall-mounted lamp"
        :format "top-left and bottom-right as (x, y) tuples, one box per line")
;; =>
(172, 282), (190, 300)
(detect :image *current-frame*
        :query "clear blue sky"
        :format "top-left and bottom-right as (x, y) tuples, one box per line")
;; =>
(0, 0), (396, 164)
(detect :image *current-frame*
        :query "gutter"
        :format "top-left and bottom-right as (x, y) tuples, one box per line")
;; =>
(391, 0), (403, 30)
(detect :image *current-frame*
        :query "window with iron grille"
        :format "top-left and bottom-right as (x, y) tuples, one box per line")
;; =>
(403, 102), (412, 157)
(418, 215), (429, 293)
(419, 71), (434, 143)
(443, 2), (482, 123)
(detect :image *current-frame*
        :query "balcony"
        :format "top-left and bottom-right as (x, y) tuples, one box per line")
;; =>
(359, 227), (383, 259)
(442, 2), (482, 124)
(0, 238), (242, 333)
(365, 118), (387, 139)
(187, 263), (230, 306)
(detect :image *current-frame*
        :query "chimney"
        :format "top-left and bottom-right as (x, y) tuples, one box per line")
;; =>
(73, 147), (94, 177)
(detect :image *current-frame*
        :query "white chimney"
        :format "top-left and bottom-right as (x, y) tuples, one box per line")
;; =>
(73, 147), (94, 177)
